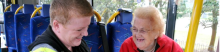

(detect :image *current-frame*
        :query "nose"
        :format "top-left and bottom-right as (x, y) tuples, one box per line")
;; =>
(134, 32), (142, 38)
(82, 30), (88, 36)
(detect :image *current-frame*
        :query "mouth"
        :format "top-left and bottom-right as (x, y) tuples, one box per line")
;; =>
(76, 37), (82, 41)
(137, 39), (144, 42)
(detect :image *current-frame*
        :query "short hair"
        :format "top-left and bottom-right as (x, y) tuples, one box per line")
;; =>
(132, 6), (164, 35)
(50, 0), (94, 26)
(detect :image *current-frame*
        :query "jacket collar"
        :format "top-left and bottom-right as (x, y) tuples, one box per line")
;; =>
(156, 34), (168, 48)
(43, 26), (71, 52)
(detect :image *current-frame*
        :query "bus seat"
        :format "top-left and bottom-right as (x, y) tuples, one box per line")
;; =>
(4, 4), (20, 52)
(41, 4), (50, 17)
(14, 4), (35, 52)
(83, 16), (104, 52)
(106, 8), (133, 52)
(30, 4), (50, 43)
(10, 4), (20, 12)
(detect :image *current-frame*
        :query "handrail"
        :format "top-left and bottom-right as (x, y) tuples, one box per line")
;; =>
(31, 7), (42, 18)
(15, 6), (23, 14)
(4, 6), (11, 12)
(107, 12), (120, 24)
(94, 10), (102, 22)
(34, 6), (41, 14)
(101, 8), (107, 17)
(185, 0), (204, 52)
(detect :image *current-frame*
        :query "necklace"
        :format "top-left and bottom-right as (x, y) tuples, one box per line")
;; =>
(145, 40), (157, 52)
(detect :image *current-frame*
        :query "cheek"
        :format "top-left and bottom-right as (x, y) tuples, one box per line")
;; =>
(143, 34), (155, 42)
(63, 32), (78, 41)
(132, 33), (136, 37)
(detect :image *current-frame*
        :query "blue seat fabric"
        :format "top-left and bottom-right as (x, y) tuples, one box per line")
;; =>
(14, 4), (34, 52)
(30, 4), (50, 42)
(4, 4), (20, 52)
(83, 16), (104, 52)
(107, 9), (133, 52)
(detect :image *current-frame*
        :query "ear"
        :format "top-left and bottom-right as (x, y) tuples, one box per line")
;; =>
(154, 31), (159, 39)
(53, 20), (60, 33)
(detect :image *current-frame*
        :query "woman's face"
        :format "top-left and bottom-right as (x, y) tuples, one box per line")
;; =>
(132, 17), (159, 50)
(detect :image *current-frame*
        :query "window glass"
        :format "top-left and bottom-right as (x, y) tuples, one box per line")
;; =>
(94, 0), (168, 24)
(175, 0), (219, 52)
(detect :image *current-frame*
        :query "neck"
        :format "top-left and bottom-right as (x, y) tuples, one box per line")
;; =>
(67, 46), (72, 52)
(52, 27), (72, 52)
(144, 40), (156, 52)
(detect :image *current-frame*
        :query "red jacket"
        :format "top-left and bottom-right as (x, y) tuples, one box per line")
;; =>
(120, 35), (183, 52)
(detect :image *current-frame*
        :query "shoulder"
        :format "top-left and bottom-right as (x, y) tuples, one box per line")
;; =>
(157, 35), (183, 52)
(120, 36), (137, 52)
(122, 36), (134, 45)
(31, 44), (57, 52)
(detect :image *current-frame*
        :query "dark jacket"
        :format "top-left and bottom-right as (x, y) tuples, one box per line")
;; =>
(120, 35), (183, 52)
(28, 26), (89, 52)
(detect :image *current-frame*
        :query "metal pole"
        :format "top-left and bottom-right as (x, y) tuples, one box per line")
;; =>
(165, 0), (177, 39)
(185, 0), (203, 52)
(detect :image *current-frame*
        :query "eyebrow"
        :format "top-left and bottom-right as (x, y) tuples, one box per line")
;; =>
(78, 25), (90, 29)
(132, 26), (136, 28)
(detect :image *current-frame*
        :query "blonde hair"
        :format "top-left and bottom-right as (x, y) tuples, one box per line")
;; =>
(50, 0), (94, 26)
(132, 6), (164, 35)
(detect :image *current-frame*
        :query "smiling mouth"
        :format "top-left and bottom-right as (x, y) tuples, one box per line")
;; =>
(137, 39), (144, 42)
(76, 37), (82, 41)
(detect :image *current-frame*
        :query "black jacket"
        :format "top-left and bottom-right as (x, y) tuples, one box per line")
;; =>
(28, 26), (89, 52)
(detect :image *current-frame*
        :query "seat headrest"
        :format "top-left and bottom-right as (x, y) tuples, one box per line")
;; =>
(23, 4), (34, 14)
(41, 4), (50, 17)
(10, 4), (19, 12)
(36, 5), (42, 8)
(116, 8), (133, 24)
(90, 16), (96, 24)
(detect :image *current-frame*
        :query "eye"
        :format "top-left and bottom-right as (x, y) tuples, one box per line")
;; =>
(132, 28), (137, 31)
(140, 30), (145, 33)
(77, 29), (82, 31)
(132, 28), (138, 32)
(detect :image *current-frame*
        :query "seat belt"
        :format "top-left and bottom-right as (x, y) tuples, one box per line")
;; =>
(97, 22), (109, 52)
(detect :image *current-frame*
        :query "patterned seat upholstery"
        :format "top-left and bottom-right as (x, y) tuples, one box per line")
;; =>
(30, 4), (50, 43)
(106, 9), (133, 52)
(14, 4), (34, 52)
(3, 4), (19, 52)
(83, 16), (104, 52)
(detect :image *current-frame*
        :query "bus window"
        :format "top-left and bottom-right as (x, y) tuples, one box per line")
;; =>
(94, 0), (168, 24)
(175, 0), (219, 52)
(39, 0), (52, 5)
(0, 1), (3, 22)
(0, 0), (6, 49)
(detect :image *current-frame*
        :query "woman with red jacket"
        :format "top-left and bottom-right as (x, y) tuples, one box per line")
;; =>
(120, 6), (183, 52)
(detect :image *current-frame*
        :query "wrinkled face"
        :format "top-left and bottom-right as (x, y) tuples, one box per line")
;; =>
(132, 17), (159, 50)
(54, 16), (91, 47)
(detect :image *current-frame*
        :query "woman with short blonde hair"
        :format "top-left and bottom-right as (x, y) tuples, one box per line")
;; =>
(120, 6), (183, 52)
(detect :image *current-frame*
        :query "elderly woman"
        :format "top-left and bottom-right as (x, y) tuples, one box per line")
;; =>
(120, 6), (183, 52)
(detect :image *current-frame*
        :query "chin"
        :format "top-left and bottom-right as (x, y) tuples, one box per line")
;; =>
(136, 45), (145, 50)
(72, 41), (82, 46)
(135, 42), (147, 50)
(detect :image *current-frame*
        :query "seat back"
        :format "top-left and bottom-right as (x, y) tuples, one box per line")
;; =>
(83, 16), (104, 52)
(30, 4), (50, 43)
(4, 4), (19, 48)
(83, 11), (106, 52)
(106, 8), (133, 52)
(14, 4), (34, 52)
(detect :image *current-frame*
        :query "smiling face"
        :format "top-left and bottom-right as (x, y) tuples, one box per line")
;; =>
(53, 16), (91, 47)
(132, 17), (159, 50)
